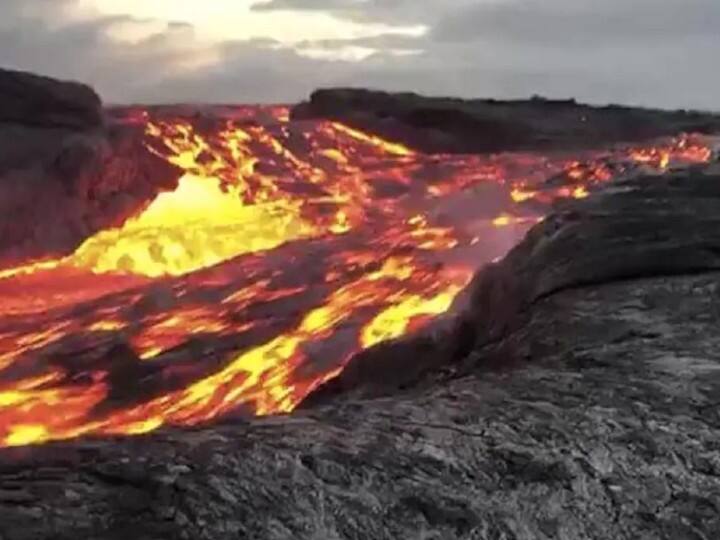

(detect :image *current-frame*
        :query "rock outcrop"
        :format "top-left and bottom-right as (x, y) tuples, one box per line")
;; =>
(0, 68), (180, 266)
(2, 165), (719, 539)
(293, 88), (720, 153)
(0, 68), (102, 130)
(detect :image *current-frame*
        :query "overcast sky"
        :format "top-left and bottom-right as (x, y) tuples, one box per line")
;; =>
(0, 0), (718, 109)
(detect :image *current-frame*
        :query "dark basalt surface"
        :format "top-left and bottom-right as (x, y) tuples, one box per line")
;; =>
(292, 88), (720, 153)
(0, 68), (102, 130)
(0, 68), (181, 266)
(2, 165), (720, 539)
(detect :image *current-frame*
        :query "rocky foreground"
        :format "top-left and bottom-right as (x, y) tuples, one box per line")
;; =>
(293, 88), (720, 154)
(0, 68), (178, 267)
(2, 165), (720, 539)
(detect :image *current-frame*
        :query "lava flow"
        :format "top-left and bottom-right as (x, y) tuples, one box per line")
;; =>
(0, 106), (715, 447)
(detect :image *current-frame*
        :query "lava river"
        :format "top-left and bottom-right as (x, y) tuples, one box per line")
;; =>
(0, 106), (715, 447)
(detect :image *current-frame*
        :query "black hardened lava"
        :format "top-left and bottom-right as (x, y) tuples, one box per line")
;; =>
(293, 88), (720, 153)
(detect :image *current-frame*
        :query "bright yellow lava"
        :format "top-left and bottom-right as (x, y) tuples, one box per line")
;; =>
(360, 287), (462, 348)
(4, 424), (49, 447)
(68, 175), (315, 277)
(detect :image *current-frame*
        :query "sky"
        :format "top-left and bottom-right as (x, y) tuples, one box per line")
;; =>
(0, 0), (718, 109)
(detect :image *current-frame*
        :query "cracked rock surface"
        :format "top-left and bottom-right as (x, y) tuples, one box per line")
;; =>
(1, 169), (720, 539)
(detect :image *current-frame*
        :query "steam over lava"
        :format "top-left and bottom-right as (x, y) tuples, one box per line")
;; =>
(0, 106), (714, 447)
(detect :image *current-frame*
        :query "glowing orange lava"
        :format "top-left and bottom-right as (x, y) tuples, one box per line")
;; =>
(0, 105), (715, 447)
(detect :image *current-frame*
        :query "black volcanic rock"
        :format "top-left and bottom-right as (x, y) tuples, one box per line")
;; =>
(2, 165), (720, 539)
(0, 68), (102, 130)
(293, 88), (720, 153)
(0, 69), (181, 266)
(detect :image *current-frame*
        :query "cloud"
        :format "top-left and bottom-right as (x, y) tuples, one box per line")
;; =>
(0, 0), (221, 102)
(132, 41), (341, 104)
(253, 0), (380, 12)
(0, 0), (718, 110)
(422, 0), (720, 108)
(251, 0), (470, 26)
(433, 0), (720, 46)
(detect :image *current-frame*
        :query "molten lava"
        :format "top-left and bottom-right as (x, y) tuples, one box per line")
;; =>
(0, 105), (715, 447)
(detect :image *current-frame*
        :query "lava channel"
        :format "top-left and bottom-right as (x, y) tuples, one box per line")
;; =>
(0, 106), (715, 447)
